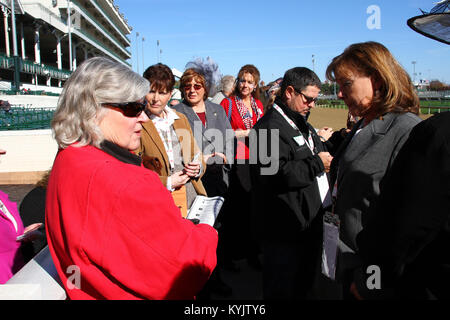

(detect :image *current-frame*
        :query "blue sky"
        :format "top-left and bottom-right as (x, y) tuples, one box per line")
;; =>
(115, 0), (449, 84)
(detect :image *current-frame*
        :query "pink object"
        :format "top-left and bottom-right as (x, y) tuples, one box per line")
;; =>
(0, 190), (25, 284)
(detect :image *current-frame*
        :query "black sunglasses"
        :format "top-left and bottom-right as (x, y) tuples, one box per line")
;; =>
(294, 89), (318, 104)
(102, 100), (147, 117)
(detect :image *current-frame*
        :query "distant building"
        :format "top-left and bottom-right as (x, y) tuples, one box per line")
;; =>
(0, 0), (132, 93)
(415, 79), (430, 91)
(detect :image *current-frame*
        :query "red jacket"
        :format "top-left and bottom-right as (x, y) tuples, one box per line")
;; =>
(46, 144), (217, 300)
(220, 96), (264, 159)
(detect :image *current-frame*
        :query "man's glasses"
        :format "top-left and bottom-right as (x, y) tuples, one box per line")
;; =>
(294, 89), (318, 104)
(102, 100), (147, 117)
(184, 84), (203, 91)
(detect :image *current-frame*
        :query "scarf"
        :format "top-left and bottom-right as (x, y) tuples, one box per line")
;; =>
(234, 96), (263, 129)
(150, 106), (180, 170)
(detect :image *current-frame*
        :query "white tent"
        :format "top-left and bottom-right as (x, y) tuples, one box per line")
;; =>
(171, 68), (183, 79)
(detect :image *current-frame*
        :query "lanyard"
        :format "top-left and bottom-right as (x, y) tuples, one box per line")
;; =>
(273, 104), (315, 153)
(154, 118), (175, 170)
(274, 104), (332, 208)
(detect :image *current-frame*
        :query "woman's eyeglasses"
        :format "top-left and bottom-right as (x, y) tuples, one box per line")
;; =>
(102, 100), (147, 117)
(184, 84), (203, 91)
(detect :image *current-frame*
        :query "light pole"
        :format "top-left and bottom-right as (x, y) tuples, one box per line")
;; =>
(412, 61), (417, 84)
(157, 40), (160, 63)
(141, 36), (145, 72)
(312, 54), (315, 72)
(135, 32), (140, 74)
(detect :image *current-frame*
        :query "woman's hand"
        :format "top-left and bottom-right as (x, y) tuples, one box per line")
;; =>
(183, 162), (201, 178)
(204, 152), (228, 164)
(214, 152), (227, 164)
(170, 171), (190, 189)
(235, 129), (250, 138)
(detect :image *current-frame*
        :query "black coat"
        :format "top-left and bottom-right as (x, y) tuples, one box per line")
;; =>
(250, 99), (330, 299)
(355, 112), (450, 299)
(250, 99), (328, 241)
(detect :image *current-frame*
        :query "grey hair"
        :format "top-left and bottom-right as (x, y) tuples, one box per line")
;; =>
(220, 75), (235, 94)
(52, 57), (150, 149)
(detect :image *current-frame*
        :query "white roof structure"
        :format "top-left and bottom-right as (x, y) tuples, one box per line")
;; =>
(171, 68), (183, 79)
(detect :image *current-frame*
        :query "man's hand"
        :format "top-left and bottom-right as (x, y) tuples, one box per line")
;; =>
(317, 127), (333, 141)
(318, 151), (333, 173)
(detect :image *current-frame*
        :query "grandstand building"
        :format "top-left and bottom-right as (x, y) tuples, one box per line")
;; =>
(0, 0), (132, 94)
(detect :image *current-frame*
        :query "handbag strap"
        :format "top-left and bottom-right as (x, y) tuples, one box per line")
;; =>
(226, 98), (232, 122)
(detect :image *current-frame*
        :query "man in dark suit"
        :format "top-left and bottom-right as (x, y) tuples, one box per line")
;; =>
(352, 111), (450, 299)
(250, 67), (333, 299)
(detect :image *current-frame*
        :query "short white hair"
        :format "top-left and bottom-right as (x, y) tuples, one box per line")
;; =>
(220, 75), (235, 93)
(52, 57), (149, 149)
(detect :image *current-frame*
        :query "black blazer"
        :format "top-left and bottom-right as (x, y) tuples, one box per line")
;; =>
(355, 112), (450, 299)
(330, 112), (422, 252)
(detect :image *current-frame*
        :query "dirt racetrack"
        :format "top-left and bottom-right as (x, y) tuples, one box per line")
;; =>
(309, 106), (433, 130)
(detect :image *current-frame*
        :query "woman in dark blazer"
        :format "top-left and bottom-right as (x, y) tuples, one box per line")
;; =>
(172, 68), (235, 298)
(352, 111), (450, 299)
(325, 42), (422, 295)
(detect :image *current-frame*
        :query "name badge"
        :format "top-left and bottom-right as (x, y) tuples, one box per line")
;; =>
(293, 135), (305, 146)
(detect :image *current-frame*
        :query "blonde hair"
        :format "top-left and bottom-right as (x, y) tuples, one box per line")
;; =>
(52, 57), (149, 149)
(326, 41), (419, 117)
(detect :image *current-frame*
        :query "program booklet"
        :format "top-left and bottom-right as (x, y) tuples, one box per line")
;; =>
(186, 196), (224, 227)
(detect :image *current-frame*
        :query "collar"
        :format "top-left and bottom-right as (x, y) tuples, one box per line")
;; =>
(274, 97), (309, 133)
(150, 106), (180, 129)
(100, 140), (141, 167)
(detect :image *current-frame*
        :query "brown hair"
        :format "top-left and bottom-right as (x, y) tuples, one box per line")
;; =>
(179, 68), (208, 101)
(326, 41), (419, 117)
(233, 64), (261, 100)
(36, 169), (51, 189)
(142, 63), (175, 93)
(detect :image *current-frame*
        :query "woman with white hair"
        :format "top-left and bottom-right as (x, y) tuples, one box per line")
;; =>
(211, 75), (235, 105)
(46, 57), (218, 300)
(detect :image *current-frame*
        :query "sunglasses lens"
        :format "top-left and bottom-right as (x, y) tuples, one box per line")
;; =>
(184, 84), (202, 91)
(103, 100), (146, 117)
(122, 102), (146, 117)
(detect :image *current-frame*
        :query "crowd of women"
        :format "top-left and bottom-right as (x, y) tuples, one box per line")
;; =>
(0, 41), (448, 300)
